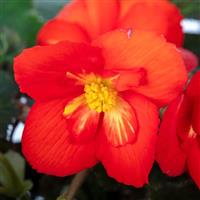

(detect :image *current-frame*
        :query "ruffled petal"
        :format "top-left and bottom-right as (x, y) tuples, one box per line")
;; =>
(63, 95), (100, 143)
(179, 48), (199, 72)
(102, 96), (138, 147)
(37, 19), (90, 45)
(14, 41), (104, 101)
(56, 0), (119, 39)
(118, 0), (183, 47)
(187, 139), (200, 189)
(156, 96), (186, 176)
(22, 99), (97, 176)
(109, 68), (147, 91)
(97, 92), (159, 187)
(93, 30), (187, 106)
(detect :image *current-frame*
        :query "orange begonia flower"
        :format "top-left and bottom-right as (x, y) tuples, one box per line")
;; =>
(37, 0), (198, 71)
(156, 71), (200, 188)
(14, 30), (187, 187)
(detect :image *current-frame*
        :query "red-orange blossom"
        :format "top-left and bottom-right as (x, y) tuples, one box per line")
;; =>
(37, 0), (198, 71)
(14, 30), (187, 187)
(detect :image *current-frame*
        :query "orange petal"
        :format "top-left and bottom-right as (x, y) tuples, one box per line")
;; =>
(22, 99), (97, 176)
(97, 92), (159, 187)
(118, 0), (183, 47)
(93, 30), (187, 107)
(37, 19), (90, 45)
(56, 0), (119, 39)
(102, 97), (138, 147)
(119, 0), (163, 19)
(14, 41), (104, 101)
(64, 95), (100, 143)
(110, 68), (147, 91)
(156, 95), (186, 176)
(119, 0), (139, 19)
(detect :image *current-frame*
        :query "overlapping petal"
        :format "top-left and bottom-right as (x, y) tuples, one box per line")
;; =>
(37, 19), (90, 45)
(93, 30), (187, 106)
(118, 0), (183, 47)
(22, 99), (97, 176)
(102, 97), (138, 147)
(156, 96), (186, 176)
(56, 0), (119, 39)
(176, 96), (193, 142)
(64, 95), (100, 143)
(109, 68), (148, 91)
(14, 41), (104, 101)
(97, 92), (159, 187)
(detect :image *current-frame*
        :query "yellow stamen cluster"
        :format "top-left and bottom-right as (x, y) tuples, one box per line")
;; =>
(84, 76), (117, 113)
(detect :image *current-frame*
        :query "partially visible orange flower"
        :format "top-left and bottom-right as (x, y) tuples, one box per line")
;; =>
(14, 30), (187, 187)
(156, 71), (200, 188)
(37, 0), (198, 71)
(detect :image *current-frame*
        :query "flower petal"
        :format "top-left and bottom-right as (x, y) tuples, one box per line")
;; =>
(186, 71), (200, 100)
(184, 71), (200, 134)
(37, 19), (90, 45)
(14, 41), (104, 101)
(187, 139), (200, 189)
(156, 96), (186, 176)
(97, 93), (159, 187)
(110, 68), (147, 91)
(93, 30), (187, 106)
(179, 48), (199, 72)
(56, 0), (119, 40)
(176, 95), (193, 142)
(102, 97), (138, 147)
(64, 95), (100, 143)
(192, 101), (200, 135)
(118, 0), (183, 47)
(22, 99), (97, 176)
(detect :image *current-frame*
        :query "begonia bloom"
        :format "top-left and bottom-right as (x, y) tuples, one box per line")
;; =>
(14, 30), (187, 187)
(37, 0), (198, 71)
(156, 71), (200, 188)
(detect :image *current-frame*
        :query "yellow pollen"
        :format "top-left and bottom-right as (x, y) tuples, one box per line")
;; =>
(84, 76), (117, 113)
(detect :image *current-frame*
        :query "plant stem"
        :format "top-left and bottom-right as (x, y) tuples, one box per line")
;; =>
(63, 169), (89, 200)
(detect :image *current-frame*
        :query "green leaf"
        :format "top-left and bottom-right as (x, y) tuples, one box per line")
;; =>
(172, 0), (200, 18)
(0, 151), (33, 198)
(0, 152), (23, 196)
(5, 151), (25, 180)
(0, 154), (15, 190)
(0, 0), (43, 46)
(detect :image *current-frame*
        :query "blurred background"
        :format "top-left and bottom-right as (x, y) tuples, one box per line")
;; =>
(0, 0), (200, 199)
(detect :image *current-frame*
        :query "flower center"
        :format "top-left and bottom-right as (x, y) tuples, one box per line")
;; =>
(84, 76), (117, 113)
